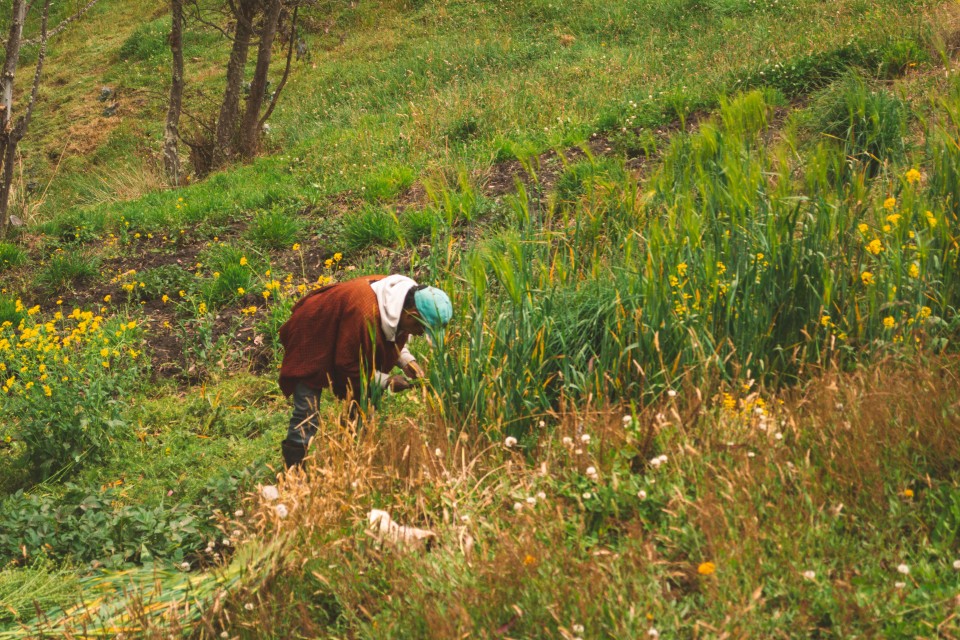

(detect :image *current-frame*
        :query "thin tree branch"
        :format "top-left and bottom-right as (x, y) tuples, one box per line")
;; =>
(18, 0), (50, 137)
(18, 0), (100, 47)
(258, 4), (297, 129)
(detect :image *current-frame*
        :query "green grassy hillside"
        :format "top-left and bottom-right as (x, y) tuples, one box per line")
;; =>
(1, 0), (960, 637)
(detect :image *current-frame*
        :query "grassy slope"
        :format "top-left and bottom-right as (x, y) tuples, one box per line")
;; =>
(1, 0), (960, 637)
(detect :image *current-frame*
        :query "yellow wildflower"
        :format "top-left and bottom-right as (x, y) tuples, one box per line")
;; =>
(698, 562), (716, 576)
(919, 306), (931, 318)
(677, 262), (688, 276)
(240, 256), (248, 266)
(905, 169), (921, 184)
(861, 271), (875, 286)
(883, 197), (896, 210)
(865, 239), (883, 255)
(908, 263), (919, 278)
(292, 243), (301, 251)
(903, 488), (914, 498)
(883, 316), (895, 329)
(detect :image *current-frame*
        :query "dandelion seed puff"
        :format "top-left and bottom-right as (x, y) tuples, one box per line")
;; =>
(650, 457), (662, 468)
(775, 432), (783, 440)
(220, 633), (229, 639)
(582, 492), (592, 499)
(574, 448), (583, 455)
(275, 504), (289, 519)
(234, 509), (244, 517)
(513, 502), (523, 511)
(953, 560), (960, 570)
(622, 415), (633, 424)
(581, 433), (591, 443)
(244, 603), (254, 611)
(526, 496), (536, 505)
(648, 628), (660, 637)
(668, 389), (677, 397)
(461, 514), (470, 522)
(658, 454), (668, 464)
(637, 490), (647, 499)
(504, 436), (518, 448)
(895, 581), (906, 589)
(538, 420), (546, 428)
(572, 624), (585, 634)
(586, 466), (597, 477)
(562, 436), (573, 446)
(537, 491), (546, 500)
(802, 570), (816, 580)
(897, 563), (910, 575)
(747, 452), (756, 458)
(435, 448), (442, 457)
(260, 485), (279, 501)
(181, 562), (191, 571)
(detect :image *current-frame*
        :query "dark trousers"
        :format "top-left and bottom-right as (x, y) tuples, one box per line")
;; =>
(287, 381), (322, 446)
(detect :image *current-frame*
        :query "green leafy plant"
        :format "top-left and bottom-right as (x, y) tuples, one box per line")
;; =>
(342, 206), (401, 253)
(0, 242), (26, 271)
(35, 252), (100, 293)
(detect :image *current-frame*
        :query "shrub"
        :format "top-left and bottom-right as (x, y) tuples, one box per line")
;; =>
(0, 308), (148, 478)
(342, 206), (400, 253)
(246, 206), (304, 250)
(35, 252), (100, 293)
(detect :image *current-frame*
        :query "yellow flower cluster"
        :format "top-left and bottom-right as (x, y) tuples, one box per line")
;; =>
(0, 304), (141, 400)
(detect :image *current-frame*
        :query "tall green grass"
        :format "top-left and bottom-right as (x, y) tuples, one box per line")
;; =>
(426, 87), (959, 436)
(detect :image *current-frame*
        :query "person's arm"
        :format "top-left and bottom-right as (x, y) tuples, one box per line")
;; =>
(397, 345), (424, 379)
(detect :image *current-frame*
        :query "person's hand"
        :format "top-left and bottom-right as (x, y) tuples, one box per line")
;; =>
(402, 360), (425, 380)
(388, 375), (413, 392)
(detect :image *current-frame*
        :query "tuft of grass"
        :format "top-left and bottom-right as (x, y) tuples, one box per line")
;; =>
(0, 243), (26, 271)
(362, 166), (416, 202)
(35, 252), (100, 293)
(803, 72), (908, 172)
(245, 205), (304, 251)
(400, 207), (443, 244)
(341, 206), (401, 253)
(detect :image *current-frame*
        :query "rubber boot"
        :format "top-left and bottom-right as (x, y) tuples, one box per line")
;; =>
(281, 439), (307, 469)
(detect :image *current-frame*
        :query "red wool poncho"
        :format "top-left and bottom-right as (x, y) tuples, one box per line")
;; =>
(278, 275), (409, 399)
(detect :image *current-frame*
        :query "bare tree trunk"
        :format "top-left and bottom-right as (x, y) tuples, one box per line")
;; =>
(164, 0), (185, 185)
(0, 0), (27, 236)
(238, 0), (282, 158)
(214, 0), (255, 165)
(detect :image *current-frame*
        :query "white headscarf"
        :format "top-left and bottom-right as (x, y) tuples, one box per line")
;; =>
(369, 275), (417, 342)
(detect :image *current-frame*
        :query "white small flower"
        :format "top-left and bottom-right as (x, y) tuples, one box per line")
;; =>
(435, 447), (442, 457)
(667, 389), (677, 397)
(504, 436), (518, 448)
(513, 502), (523, 511)
(648, 628), (660, 638)
(895, 581), (906, 589)
(775, 432), (783, 440)
(525, 496), (536, 505)
(580, 434), (591, 443)
(622, 415), (633, 424)
(461, 514), (470, 522)
(802, 570), (816, 580)
(574, 448), (583, 455)
(181, 561), (191, 571)
(754, 407), (764, 415)
(275, 503), (289, 519)
(897, 563), (910, 575)
(562, 436), (573, 446)
(220, 632), (229, 639)
(260, 485), (279, 501)
(586, 466), (597, 477)
(538, 420), (546, 428)
(582, 492), (592, 499)
(234, 509), (244, 517)
(572, 623), (585, 634)
(758, 419), (767, 431)
(747, 451), (756, 458)
(953, 559), (960, 570)
(637, 490), (647, 499)
(244, 602), (254, 611)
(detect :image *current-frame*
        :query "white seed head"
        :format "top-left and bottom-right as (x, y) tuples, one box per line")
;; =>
(667, 389), (677, 397)
(260, 485), (279, 501)
(582, 492), (592, 500)
(562, 436), (573, 446)
(244, 602), (254, 611)
(572, 624), (585, 634)
(648, 628), (660, 638)
(181, 562), (191, 571)
(580, 434), (591, 443)
(234, 509), (244, 517)
(536, 491), (547, 500)
(586, 466), (597, 477)
(802, 570), (816, 580)
(525, 496), (536, 505)
(275, 504), (289, 519)
(637, 490), (647, 500)
(897, 563), (910, 575)
(895, 581), (906, 589)
(435, 448), (442, 457)
(504, 436), (518, 448)
(953, 559), (960, 570)
(513, 502), (523, 512)
(622, 415), (633, 424)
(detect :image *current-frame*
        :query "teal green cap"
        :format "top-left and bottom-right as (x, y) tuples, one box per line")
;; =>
(414, 286), (452, 329)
